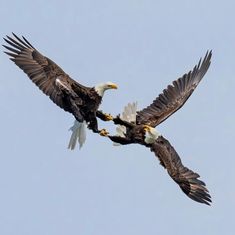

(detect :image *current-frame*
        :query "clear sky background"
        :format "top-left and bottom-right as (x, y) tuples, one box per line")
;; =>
(0, 1), (234, 234)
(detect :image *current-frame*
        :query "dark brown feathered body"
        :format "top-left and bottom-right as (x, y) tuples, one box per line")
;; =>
(109, 123), (147, 145)
(3, 33), (102, 132)
(109, 51), (212, 205)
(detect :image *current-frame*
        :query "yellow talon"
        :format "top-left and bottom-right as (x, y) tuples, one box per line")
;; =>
(99, 129), (109, 136)
(104, 113), (113, 121)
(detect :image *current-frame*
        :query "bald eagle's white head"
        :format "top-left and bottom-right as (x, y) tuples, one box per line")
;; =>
(95, 82), (118, 97)
(143, 125), (161, 144)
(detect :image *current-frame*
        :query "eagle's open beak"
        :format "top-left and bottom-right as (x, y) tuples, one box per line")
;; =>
(109, 84), (118, 89)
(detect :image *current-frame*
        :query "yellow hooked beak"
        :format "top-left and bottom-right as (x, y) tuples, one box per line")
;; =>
(108, 83), (118, 89)
(143, 125), (152, 132)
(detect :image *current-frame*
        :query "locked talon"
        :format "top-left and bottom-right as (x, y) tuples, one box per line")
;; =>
(99, 129), (109, 136)
(104, 113), (113, 121)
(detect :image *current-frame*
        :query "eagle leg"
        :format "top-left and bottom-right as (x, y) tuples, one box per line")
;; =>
(87, 116), (99, 133)
(96, 110), (113, 121)
(112, 115), (135, 128)
(88, 116), (109, 136)
(108, 135), (132, 145)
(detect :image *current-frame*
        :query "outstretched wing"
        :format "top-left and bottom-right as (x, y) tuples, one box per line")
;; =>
(121, 102), (138, 123)
(137, 51), (212, 127)
(150, 136), (211, 205)
(115, 102), (138, 137)
(3, 33), (88, 111)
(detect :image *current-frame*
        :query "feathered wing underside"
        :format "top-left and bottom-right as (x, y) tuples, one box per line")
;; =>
(113, 102), (137, 146)
(150, 136), (211, 205)
(137, 51), (212, 127)
(3, 33), (88, 112)
(121, 102), (138, 123)
(68, 120), (87, 150)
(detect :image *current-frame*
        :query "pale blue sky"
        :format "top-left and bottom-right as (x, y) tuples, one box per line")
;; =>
(0, 1), (234, 234)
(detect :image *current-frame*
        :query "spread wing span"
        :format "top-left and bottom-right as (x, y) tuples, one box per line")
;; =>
(3, 33), (88, 111)
(151, 136), (211, 205)
(137, 51), (212, 127)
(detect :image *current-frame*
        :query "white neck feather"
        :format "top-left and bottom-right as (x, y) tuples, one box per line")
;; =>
(145, 128), (161, 144)
(95, 83), (106, 97)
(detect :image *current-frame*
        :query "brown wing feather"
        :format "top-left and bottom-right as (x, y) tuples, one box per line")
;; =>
(150, 136), (211, 205)
(137, 51), (212, 127)
(3, 33), (89, 112)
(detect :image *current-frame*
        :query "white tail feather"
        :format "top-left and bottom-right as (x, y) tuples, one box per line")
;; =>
(68, 120), (87, 150)
(113, 102), (137, 146)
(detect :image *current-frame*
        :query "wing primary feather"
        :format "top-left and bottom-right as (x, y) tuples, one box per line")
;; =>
(150, 136), (211, 205)
(21, 35), (35, 48)
(11, 33), (32, 49)
(3, 51), (16, 57)
(137, 51), (212, 127)
(3, 33), (85, 112)
(4, 38), (23, 51)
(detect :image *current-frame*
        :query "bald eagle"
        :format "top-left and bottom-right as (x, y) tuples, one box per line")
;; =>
(108, 51), (212, 205)
(3, 33), (117, 136)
